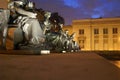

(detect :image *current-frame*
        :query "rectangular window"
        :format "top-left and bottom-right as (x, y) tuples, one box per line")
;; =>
(103, 39), (108, 50)
(79, 40), (84, 48)
(113, 39), (118, 50)
(103, 28), (108, 34)
(113, 28), (118, 34)
(94, 28), (99, 34)
(94, 39), (99, 50)
(79, 29), (84, 35)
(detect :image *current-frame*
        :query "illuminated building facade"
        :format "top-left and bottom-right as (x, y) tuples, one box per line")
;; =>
(64, 17), (120, 51)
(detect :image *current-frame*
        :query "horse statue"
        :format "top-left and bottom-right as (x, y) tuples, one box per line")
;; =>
(0, 9), (10, 49)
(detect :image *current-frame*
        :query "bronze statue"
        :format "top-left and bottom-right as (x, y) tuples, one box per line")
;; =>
(0, 0), (80, 52)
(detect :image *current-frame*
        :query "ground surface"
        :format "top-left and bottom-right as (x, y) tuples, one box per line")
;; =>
(0, 52), (120, 80)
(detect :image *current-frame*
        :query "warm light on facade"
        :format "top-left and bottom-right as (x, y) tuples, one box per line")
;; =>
(119, 37), (120, 42)
(64, 17), (120, 51)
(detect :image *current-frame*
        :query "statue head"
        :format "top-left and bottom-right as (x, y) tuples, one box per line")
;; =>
(65, 30), (69, 34)
(15, 1), (24, 6)
(13, 0), (28, 4)
(44, 11), (51, 19)
(11, 0), (28, 7)
(26, 2), (34, 9)
(59, 23), (64, 28)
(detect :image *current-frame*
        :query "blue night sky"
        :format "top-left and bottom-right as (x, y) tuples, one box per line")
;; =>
(30, 0), (120, 25)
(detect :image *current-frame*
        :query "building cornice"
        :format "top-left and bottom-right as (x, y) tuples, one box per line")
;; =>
(72, 17), (120, 25)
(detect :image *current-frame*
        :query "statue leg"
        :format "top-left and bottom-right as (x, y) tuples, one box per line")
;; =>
(14, 28), (23, 49)
(30, 19), (45, 44)
(2, 26), (8, 50)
